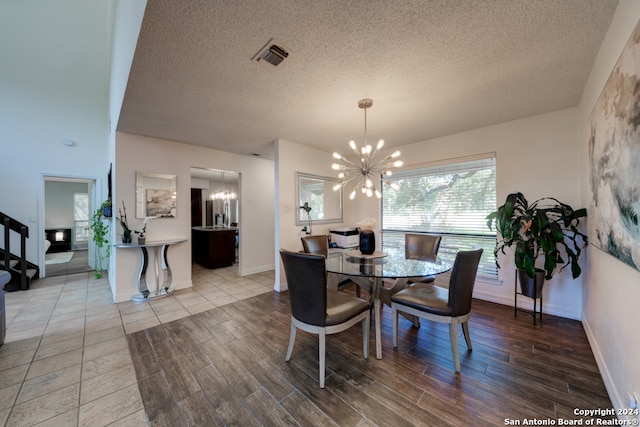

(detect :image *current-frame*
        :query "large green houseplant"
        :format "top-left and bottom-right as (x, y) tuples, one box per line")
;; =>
(486, 192), (588, 297)
(90, 199), (111, 278)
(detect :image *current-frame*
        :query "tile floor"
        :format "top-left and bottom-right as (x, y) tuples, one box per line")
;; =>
(0, 264), (275, 426)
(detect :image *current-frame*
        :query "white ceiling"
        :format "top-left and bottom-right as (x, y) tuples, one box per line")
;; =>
(118, 0), (618, 159)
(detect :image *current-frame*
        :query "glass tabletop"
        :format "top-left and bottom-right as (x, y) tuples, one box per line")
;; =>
(325, 247), (452, 279)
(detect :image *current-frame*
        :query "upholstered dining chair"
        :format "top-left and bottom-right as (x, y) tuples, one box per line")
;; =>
(300, 234), (329, 256)
(301, 235), (370, 298)
(280, 249), (372, 388)
(379, 233), (442, 309)
(405, 233), (442, 260)
(391, 248), (483, 372)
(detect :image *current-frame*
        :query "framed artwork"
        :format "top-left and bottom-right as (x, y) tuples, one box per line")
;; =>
(135, 172), (177, 218)
(589, 19), (640, 271)
(145, 189), (175, 218)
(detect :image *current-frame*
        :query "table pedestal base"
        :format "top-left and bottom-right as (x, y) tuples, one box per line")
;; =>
(374, 288), (382, 359)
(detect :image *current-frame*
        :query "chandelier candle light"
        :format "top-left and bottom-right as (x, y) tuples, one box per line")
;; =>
(332, 99), (403, 199)
(210, 171), (237, 201)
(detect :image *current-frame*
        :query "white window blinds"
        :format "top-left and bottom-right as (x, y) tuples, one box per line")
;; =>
(381, 155), (498, 280)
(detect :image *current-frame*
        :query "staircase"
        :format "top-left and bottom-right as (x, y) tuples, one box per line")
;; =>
(1, 211), (39, 291)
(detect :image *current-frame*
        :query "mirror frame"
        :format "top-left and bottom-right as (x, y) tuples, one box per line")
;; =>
(135, 172), (177, 218)
(296, 172), (343, 225)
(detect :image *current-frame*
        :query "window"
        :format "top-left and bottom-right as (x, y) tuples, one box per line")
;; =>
(381, 154), (497, 280)
(73, 193), (89, 243)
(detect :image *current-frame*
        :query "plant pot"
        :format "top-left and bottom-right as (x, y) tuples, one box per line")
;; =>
(518, 268), (545, 299)
(102, 206), (112, 218)
(359, 230), (375, 255)
(138, 236), (146, 245)
(122, 231), (132, 244)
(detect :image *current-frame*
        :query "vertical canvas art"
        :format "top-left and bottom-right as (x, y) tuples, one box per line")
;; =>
(589, 19), (640, 271)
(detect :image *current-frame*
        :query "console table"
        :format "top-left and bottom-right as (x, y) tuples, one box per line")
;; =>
(114, 238), (186, 302)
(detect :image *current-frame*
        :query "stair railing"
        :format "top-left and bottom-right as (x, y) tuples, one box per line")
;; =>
(1, 211), (30, 290)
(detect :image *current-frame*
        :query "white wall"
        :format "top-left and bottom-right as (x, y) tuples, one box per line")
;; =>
(108, 0), (147, 136)
(114, 132), (275, 302)
(578, 1), (640, 415)
(0, 1), (113, 270)
(106, 0), (148, 292)
(275, 139), (353, 291)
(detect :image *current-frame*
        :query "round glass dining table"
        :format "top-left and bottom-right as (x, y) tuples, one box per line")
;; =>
(325, 247), (453, 359)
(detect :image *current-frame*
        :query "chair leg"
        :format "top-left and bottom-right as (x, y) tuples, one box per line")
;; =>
(392, 304), (398, 348)
(362, 315), (369, 359)
(449, 321), (461, 372)
(412, 315), (420, 328)
(461, 321), (472, 350)
(285, 321), (296, 361)
(319, 330), (326, 388)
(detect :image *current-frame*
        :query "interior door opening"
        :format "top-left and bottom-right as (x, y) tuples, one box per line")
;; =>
(190, 167), (241, 270)
(43, 176), (97, 277)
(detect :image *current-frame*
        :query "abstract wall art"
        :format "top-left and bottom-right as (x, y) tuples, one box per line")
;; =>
(145, 189), (176, 218)
(589, 18), (640, 271)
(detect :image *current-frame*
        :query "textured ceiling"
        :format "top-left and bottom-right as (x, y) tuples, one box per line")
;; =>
(118, 0), (618, 159)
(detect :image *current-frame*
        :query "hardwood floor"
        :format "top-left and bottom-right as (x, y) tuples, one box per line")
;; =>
(127, 290), (613, 426)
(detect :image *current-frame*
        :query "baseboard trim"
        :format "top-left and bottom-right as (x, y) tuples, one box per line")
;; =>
(582, 317), (621, 417)
(238, 263), (275, 276)
(472, 289), (582, 321)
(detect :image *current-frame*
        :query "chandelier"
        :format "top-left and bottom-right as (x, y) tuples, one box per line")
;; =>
(331, 99), (403, 199)
(210, 171), (237, 200)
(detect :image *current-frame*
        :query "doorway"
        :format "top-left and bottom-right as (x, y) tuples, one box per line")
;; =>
(190, 167), (241, 267)
(42, 176), (96, 277)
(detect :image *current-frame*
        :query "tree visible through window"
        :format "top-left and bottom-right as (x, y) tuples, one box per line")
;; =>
(74, 193), (89, 243)
(381, 155), (498, 280)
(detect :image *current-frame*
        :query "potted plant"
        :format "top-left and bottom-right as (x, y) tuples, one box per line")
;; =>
(117, 201), (132, 243)
(299, 202), (312, 235)
(90, 202), (111, 278)
(135, 218), (149, 245)
(100, 198), (112, 218)
(486, 192), (588, 298)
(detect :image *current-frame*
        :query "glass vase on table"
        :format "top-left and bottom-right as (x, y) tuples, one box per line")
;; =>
(359, 230), (375, 255)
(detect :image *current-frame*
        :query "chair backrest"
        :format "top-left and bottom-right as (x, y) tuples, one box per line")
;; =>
(405, 233), (442, 261)
(280, 249), (327, 326)
(301, 235), (329, 257)
(447, 248), (483, 317)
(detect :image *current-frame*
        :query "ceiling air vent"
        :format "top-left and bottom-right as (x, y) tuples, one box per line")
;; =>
(252, 39), (289, 66)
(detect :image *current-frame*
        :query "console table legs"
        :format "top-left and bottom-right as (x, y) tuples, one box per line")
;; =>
(136, 246), (150, 299)
(131, 244), (176, 302)
(160, 244), (173, 292)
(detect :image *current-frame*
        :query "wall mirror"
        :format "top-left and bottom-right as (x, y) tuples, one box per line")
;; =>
(136, 172), (177, 218)
(296, 172), (343, 225)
